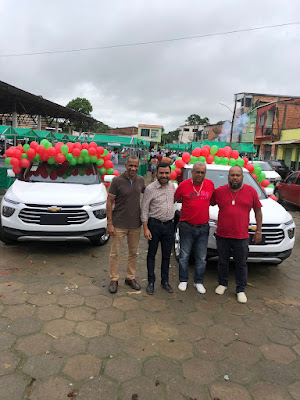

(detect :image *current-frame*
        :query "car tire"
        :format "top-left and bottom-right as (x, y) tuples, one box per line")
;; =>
(174, 222), (180, 261)
(0, 224), (17, 245)
(90, 231), (110, 246)
(274, 189), (282, 204)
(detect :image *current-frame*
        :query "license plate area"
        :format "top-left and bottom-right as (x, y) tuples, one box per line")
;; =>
(40, 214), (68, 225)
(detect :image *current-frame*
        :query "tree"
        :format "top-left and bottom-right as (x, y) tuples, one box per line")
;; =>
(185, 114), (210, 126)
(162, 129), (180, 144)
(66, 98), (93, 116)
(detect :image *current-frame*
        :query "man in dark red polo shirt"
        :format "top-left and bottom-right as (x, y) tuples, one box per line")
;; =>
(211, 165), (262, 303)
(174, 162), (214, 293)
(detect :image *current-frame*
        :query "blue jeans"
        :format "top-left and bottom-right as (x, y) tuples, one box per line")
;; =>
(179, 221), (209, 284)
(216, 236), (249, 293)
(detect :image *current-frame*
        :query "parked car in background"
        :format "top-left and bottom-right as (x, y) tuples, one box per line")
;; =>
(174, 164), (296, 265)
(268, 160), (291, 179)
(249, 161), (281, 184)
(275, 171), (300, 207)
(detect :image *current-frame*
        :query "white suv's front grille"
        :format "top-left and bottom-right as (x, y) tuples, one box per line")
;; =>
(19, 205), (89, 225)
(249, 225), (285, 245)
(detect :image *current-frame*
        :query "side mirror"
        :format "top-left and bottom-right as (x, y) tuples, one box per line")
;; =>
(7, 169), (15, 178)
(264, 187), (274, 196)
(104, 175), (115, 183)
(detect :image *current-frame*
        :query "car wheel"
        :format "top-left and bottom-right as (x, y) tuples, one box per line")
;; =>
(174, 223), (180, 261)
(0, 225), (17, 245)
(274, 189), (282, 204)
(90, 231), (110, 246)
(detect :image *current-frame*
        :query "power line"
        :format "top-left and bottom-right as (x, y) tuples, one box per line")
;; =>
(1, 21), (299, 58)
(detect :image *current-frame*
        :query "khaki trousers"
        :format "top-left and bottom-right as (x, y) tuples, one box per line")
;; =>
(109, 227), (141, 281)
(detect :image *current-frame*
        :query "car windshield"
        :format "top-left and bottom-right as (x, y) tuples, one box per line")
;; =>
(184, 168), (267, 200)
(269, 161), (282, 167)
(18, 162), (101, 185)
(253, 162), (273, 171)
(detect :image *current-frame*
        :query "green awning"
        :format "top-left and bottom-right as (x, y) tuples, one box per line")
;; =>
(32, 130), (55, 140)
(53, 133), (69, 142)
(11, 127), (36, 139)
(67, 135), (78, 142)
(230, 143), (256, 153)
(0, 126), (10, 134)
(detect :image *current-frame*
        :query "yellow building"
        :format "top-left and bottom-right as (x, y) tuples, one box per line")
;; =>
(274, 129), (300, 170)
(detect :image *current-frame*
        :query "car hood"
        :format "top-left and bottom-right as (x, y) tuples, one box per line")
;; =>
(263, 171), (281, 179)
(5, 180), (107, 206)
(210, 197), (292, 224)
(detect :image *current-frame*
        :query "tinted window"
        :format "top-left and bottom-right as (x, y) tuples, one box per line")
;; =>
(286, 173), (297, 184)
(253, 162), (272, 171)
(296, 175), (300, 185)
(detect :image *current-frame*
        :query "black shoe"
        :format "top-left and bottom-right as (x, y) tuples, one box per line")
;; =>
(146, 282), (154, 295)
(125, 279), (141, 290)
(109, 280), (118, 294)
(161, 282), (173, 293)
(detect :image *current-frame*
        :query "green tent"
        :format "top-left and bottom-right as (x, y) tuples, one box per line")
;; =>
(32, 130), (55, 140)
(11, 128), (36, 140)
(53, 133), (69, 142)
(66, 135), (78, 142)
(0, 126), (10, 134)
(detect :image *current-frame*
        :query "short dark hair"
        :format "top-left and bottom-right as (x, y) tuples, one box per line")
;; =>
(125, 154), (139, 164)
(157, 162), (171, 172)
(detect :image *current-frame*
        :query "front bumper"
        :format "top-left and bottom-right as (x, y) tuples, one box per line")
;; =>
(207, 248), (292, 263)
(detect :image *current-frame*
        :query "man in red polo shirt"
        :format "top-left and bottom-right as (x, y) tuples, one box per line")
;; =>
(210, 165), (262, 303)
(174, 162), (214, 293)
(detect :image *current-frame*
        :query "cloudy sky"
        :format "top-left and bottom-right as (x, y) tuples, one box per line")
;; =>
(1, 0), (299, 132)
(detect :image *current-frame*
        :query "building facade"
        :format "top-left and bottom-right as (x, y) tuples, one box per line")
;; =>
(137, 124), (163, 144)
(178, 124), (205, 143)
(107, 126), (138, 136)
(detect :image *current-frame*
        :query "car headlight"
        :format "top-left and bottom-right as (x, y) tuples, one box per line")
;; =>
(93, 209), (106, 219)
(284, 220), (293, 227)
(2, 206), (15, 217)
(3, 197), (20, 205)
(288, 228), (295, 239)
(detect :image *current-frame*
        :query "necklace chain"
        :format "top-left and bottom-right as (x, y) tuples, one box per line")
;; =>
(229, 185), (243, 205)
(192, 179), (204, 196)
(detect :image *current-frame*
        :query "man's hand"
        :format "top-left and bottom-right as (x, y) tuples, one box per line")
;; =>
(107, 223), (115, 236)
(253, 231), (262, 244)
(144, 228), (152, 240)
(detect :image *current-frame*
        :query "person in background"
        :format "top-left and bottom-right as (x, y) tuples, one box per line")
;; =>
(210, 165), (262, 303)
(156, 151), (163, 163)
(106, 155), (145, 294)
(149, 155), (159, 182)
(110, 148), (118, 165)
(141, 162), (175, 295)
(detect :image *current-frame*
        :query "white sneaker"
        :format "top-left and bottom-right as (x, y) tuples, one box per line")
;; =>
(194, 283), (206, 294)
(215, 285), (227, 295)
(178, 282), (188, 291)
(237, 292), (247, 303)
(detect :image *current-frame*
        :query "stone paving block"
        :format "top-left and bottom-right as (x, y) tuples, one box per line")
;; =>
(35, 304), (65, 320)
(289, 381), (300, 400)
(257, 360), (295, 385)
(121, 376), (165, 400)
(16, 333), (53, 356)
(8, 317), (42, 336)
(265, 326), (299, 346)
(289, 358), (300, 379)
(23, 282), (50, 294)
(214, 311), (245, 328)
(29, 376), (72, 400)
(186, 311), (214, 327)
(243, 314), (272, 330)
(260, 343), (297, 364)
(269, 313), (300, 330)
(155, 309), (187, 325)
(2, 304), (35, 320)
(78, 284), (101, 297)
(250, 381), (293, 400)
(194, 338), (226, 361)
(51, 334), (86, 355)
(165, 376), (207, 400)
(0, 282), (24, 293)
(0, 351), (20, 376)
(48, 284), (73, 295)
(1, 292), (29, 305)
(167, 297), (197, 313)
(227, 341), (262, 364)
(110, 320), (140, 340)
(195, 299), (221, 314)
(140, 297), (166, 312)
(158, 339), (194, 360)
(88, 335), (123, 358)
(210, 381), (252, 400)
(183, 358), (217, 384)
(105, 355), (141, 382)
(113, 296), (139, 311)
(76, 320), (107, 338)
(125, 308), (156, 324)
(68, 275), (93, 286)
(293, 343), (300, 356)
(144, 357), (182, 384)
(218, 358), (256, 384)
(57, 294), (84, 308)
(0, 332), (16, 350)
(125, 337), (159, 359)
(63, 354), (101, 381)
(234, 326), (268, 346)
(222, 300), (250, 315)
(28, 293), (58, 306)
(22, 354), (63, 379)
(85, 295), (112, 309)
(0, 373), (31, 400)
(177, 324), (205, 341)
(95, 307), (124, 323)
(141, 321), (178, 341)
(76, 376), (117, 400)
(207, 324), (236, 344)
(43, 319), (75, 337)
(65, 306), (95, 321)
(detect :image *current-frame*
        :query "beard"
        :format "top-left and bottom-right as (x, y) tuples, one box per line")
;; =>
(229, 180), (243, 190)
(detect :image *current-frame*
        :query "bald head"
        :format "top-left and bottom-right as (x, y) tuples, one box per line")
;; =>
(228, 165), (243, 190)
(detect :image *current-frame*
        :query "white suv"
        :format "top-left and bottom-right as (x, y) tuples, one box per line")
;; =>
(0, 162), (109, 246)
(174, 164), (295, 265)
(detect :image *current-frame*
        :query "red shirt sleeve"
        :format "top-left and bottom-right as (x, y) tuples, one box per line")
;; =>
(174, 182), (183, 200)
(252, 188), (262, 209)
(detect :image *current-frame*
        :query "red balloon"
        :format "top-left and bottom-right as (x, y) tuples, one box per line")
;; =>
(216, 148), (225, 157)
(20, 158), (30, 168)
(192, 147), (201, 157)
(202, 145), (211, 152)
(27, 148), (36, 159)
(55, 142), (64, 152)
(103, 153), (111, 161)
(40, 170), (49, 179)
(66, 142), (74, 152)
(41, 153), (49, 161)
(175, 168), (182, 176)
(13, 166), (21, 174)
(170, 170), (178, 180)
(206, 155), (214, 164)
(242, 157), (249, 165)
(46, 147), (57, 157)
(113, 170), (120, 176)
(10, 157), (20, 166)
(36, 145), (46, 155)
(17, 145), (25, 153)
(73, 142), (82, 150)
(104, 160), (114, 169)
(81, 143), (89, 150)
(201, 148), (209, 157)
(88, 147), (97, 156)
(223, 146), (232, 157)
(96, 146), (104, 156)
(252, 174), (257, 180)
(14, 149), (22, 160)
(6, 147), (16, 157)
(56, 168), (65, 177)
(182, 152), (191, 164)
(231, 150), (239, 159)
(89, 142), (97, 148)
(71, 169), (79, 176)
(261, 179), (270, 187)
(245, 163), (255, 173)
(72, 148), (81, 157)
(50, 171), (58, 180)
(175, 159), (184, 168)
(55, 153), (66, 164)
(269, 195), (278, 201)
(30, 141), (39, 149)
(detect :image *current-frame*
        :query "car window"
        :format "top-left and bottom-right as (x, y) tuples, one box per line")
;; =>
(254, 162), (272, 171)
(286, 173), (298, 184)
(269, 161), (281, 167)
(296, 175), (300, 185)
(19, 162), (101, 185)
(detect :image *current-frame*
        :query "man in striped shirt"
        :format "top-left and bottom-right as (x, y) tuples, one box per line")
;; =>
(141, 163), (175, 295)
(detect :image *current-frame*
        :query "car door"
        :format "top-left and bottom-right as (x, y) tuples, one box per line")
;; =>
(289, 172), (300, 206)
(283, 172), (298, 203)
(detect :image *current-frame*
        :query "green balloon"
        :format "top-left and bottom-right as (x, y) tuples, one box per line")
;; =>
(170, 164), (176, 170)
(190, 156), (198, 164)
(214, 156), (221, 164)
(229, 158), (236, 166)
(79, 169), (85, 176)
(40, 139), (48, 147)
(254, 166), (262, 175)
(107, 168), (114, 175)
(96, 158), (104, 167)
(66, 153), (73, 161)
(66, 170), (72, 177)
(236, 158), (245, 167)
(45, 141), (52, 150)
(69, 158), (77, 166)
(47, 157), (56, 164)
(60, 145), (69, 155)
(102, 149), (108, 156)
(21, 153), (28, 159)
(267, 184), (275, 189)
(199, 156), (206, 163)
(257, 172), (266, 183)
(83, 156), (91, 163)
(5, 157), (11, 165)
(210, 145), (218, 155)
(33, 154), (40, 162)
(222, 157), (229, 165)
(99, 167), (107, 175)
(23, 144), (30, 151)
(81, 149), (89, 157)
(77, 156), (84, 164)
(90, 156), (97, 163)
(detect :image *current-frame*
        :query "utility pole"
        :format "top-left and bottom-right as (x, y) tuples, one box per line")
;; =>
(230, 94), (237, 143)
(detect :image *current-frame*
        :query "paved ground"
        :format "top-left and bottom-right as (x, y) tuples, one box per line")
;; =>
(0, 184), (299, 399)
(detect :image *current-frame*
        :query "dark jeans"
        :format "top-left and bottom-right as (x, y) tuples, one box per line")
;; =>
(216, 235), (249, 293)
(179, 221), (209, 284)
(147, 219), (174, 284)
